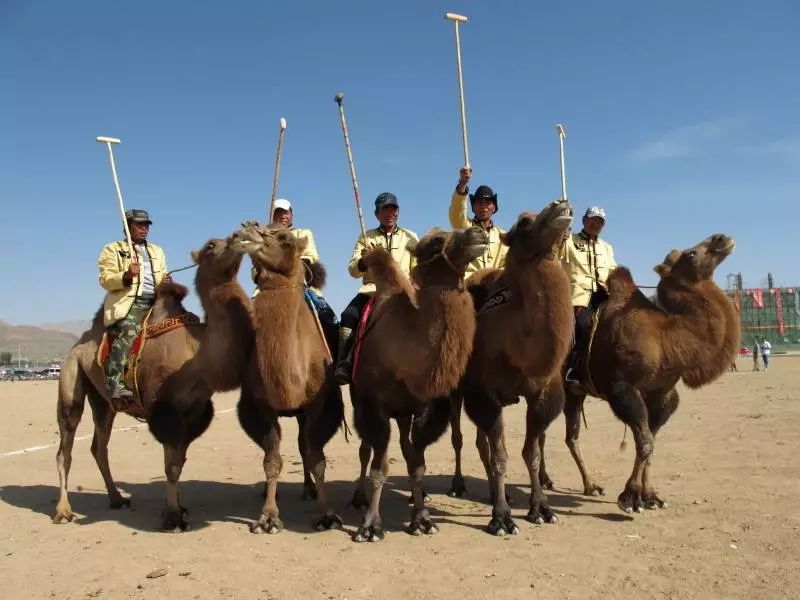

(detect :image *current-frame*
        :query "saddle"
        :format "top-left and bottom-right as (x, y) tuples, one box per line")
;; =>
(97, 310), (201, 414)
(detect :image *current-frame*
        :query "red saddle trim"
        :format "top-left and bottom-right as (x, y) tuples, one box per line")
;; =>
(352, 297), (376, 381)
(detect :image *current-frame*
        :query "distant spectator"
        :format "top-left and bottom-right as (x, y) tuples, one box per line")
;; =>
(760, 339), (772, 371)
(752, 341), (760, 371)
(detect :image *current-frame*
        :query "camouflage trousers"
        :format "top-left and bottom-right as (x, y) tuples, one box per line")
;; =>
(105, 297), (153, 396)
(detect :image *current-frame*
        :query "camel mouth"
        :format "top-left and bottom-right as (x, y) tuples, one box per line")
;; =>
(712, 239), (736, 256)
(549, 213), (573, 231)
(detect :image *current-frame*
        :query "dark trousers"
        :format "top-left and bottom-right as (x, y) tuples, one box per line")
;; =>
(341, 293), (372, 331)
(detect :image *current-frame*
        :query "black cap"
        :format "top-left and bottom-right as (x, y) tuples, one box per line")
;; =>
(469, 185), (498, 208)
(374, 192), (399, 211)
(125, 209), (152, 224)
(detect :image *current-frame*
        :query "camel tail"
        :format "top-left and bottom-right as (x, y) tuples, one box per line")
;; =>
(619, 425), (628, 452)
(411, 397), (451, 449)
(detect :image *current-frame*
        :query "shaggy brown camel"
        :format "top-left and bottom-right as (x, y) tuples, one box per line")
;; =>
(461, 201), (574, 535)
(231, 223), (344, 534)
(349, 226), (488, 541)
(53, 281), (211, 531)
(555, 234), (738, 512)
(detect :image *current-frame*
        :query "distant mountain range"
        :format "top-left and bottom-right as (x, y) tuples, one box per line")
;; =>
(0, 320), (84, 364)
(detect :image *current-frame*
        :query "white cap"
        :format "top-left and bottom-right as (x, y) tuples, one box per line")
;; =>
(273, 198), (292, 211)
(584, 206), (606, 220)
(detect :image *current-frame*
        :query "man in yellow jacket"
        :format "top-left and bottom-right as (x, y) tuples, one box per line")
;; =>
(561, 206), (617, 384)
(450, 166), (507, 276)
(97, 209), (169, 403)
(334, 192), (419, 384)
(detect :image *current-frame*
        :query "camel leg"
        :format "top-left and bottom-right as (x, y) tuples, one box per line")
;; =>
(475, 428), (493, 498)
(54, 365), (87, 524)
(608, 381), (654, 514)
(306, 440), (343, 531)
(296, 413), (317, 500)
(251, 415), (284, 534)
(447, 395), (468, 498)
(564, 390), (604, 496)
(538, 431), (554, 490)
(353, 417), (390, 543)
(396, 417), (437, 536)
(641, 388), (680, 509)
(86, 390), (129, 509)
(486, 413), (518, 535)
(162, 442), (189, 531)
(521, 386), (564, 525)
(350, 440), (372, 509)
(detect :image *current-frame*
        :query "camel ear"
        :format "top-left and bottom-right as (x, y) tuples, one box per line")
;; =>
(406, 238), (419, 255)
(191, 250), (200, 264)
(653, 263), (671, 277)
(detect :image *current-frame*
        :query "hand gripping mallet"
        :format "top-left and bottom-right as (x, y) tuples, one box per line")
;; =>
(96, 136), (136, 264)
(444, 12), (470, 168)
(556, 124), (568, 201)
(334, 93), (368, 242)
(269, 118), (287, 222)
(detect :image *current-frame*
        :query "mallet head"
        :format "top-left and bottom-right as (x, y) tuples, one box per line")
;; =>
(279, 118), (287, 130)
(334, 92), (344, 105)
(96, 136), (121, 144)
(444, 13), (468, 22)
(556, 124), (567, 139)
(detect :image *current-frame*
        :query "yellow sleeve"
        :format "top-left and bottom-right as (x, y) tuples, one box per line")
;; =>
(347, 235), (368, 278)
(98, 243), (127, 292)
(606, 242), (617, 270)
(449, 190), (472, 229)
(301, 230), (319, 263)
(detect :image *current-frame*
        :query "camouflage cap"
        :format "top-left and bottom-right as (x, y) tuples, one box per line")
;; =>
(125, 209), (152, 224)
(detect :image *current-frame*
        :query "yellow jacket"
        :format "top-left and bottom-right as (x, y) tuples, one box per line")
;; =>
(347, 226), (419, 295)
(560, 231), (617, 308)
(449, 191), (507, 276)
(98, 240), (167, 326)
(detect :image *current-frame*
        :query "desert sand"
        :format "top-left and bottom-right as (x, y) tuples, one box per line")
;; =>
(1, 355), (798, 600)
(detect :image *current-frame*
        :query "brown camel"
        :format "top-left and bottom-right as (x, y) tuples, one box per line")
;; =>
(53, 281), (211, 531)
(231, 223), (344, 534)
(349, 227), (489, 541)
(54, 236), (256, 531)
(461, 201), (574, 536)
(555, 234), (739, 512)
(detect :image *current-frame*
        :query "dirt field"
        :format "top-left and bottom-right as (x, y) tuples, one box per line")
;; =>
(1, 356), (798, 600)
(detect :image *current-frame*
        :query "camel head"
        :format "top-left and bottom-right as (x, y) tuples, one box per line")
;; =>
(230, 221), (308, 278)
(501, 200), (573, 262)
(656, 234), (735, 283)
(412, 226), (490, 287)
(191, 237), (243, 283)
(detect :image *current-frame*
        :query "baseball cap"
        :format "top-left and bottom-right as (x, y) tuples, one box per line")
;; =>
(125, 209), (152, 224)
(584, 206), (606, 220)
(374, 192), (399, 210)
(273, 198), (292, 211)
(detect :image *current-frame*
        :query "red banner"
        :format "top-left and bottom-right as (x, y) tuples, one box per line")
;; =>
(775, 290), (785, 336)
(752, 288), (764, 308)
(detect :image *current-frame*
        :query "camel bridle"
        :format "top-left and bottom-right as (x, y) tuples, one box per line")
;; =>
(416, 232), (461, 275)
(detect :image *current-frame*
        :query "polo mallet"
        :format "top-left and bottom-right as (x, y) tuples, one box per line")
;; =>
(334, 93), (368, 242)
(556, 124), (568, 201)
(269, 117), (287, 222)
(96, 136), (136, 263)
(444, 12), (470, 168)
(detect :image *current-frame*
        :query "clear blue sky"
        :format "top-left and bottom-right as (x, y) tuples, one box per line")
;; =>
(1, 1), (798, 325)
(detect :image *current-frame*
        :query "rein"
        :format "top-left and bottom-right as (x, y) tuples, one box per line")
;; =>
(167, 263), (198, 277)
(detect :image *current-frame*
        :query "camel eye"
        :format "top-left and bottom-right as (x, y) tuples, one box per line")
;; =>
(205, 242), (215, 250)
(687, 251), (696, 258)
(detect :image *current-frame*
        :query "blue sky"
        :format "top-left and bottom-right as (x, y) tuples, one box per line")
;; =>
(1, 1), (798, 325)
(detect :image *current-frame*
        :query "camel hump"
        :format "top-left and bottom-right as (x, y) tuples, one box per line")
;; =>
(607, 266), (637, 299)
(307, 262), (327, 290)
(156, 281), (189, 301)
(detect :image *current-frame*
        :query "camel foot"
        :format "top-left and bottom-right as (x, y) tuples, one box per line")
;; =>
(617, 489), (644, 514)
(350, 488), (369, 510)
(487, 513), (519, 536)
(642, 490), (668, 510)
(583, 482), (605, 497)
(539, 471), (554, 491)
(52, 505), (75, 524)
(353, 524), (385, 543)
(313, 513), (343, 531)
(526, 503), (558, 525)
(447, 475), (468, 498)
(109, 494), (131, 510)
(301, 481), (318, 501)
(406, 509), (438, 536)
(406, 490), (432, 505)
(162, 506), (190, 532)
(250, 515), (284, 534)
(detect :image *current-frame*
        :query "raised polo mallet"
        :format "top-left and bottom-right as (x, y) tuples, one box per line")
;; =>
(556, 124), (568, 201)
(269, 117), (288, 221)
(96, 136), (136, 263)
(444, 12), (470, 168)
(334, 93), (367, 242)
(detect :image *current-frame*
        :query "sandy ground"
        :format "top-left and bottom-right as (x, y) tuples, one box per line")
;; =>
(1, 356), (798, 600)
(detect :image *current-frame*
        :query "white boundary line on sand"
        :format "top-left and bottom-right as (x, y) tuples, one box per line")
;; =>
(0, 407), (236, 458)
